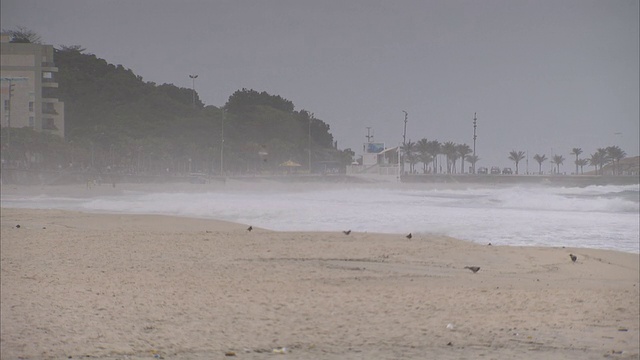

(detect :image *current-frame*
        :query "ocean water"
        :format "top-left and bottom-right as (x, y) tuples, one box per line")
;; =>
(2, 182), (638, 253)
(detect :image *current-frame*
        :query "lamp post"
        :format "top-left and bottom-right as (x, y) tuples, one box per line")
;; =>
(401, 110), (408, 175)
(472, 112), (477, 174)
(308, 115), (312, 174)
(189, 74), (198, 108)
(220, 109), (225, 175)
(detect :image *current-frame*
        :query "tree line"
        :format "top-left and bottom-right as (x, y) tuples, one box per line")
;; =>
(1, 29), (354, 175)
(400, 139), (628, 175)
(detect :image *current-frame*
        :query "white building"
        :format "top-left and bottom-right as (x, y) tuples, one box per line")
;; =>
(1, 33), (65, 138)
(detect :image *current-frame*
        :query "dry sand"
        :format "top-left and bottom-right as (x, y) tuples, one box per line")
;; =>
(1, 207), (638, 360)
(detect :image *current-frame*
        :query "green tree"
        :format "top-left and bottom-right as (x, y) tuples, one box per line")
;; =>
(576, 158), (588, 175)
(589, 152), (602, 175)
(416, 138), (432, 173)
(426, 140), (441, 174)
(533, 154), (547, 174)
(466, 154), (480, 173)
(402, 141), (417, 173)
(551, 154), (565, 174)
(570, 148), (582, 175)
(606, 146), (626, 175)
(456, 143), (472, 174)
(2, 26), (42, 43)
(441, 142), (457, 174)
(508, 150), (526, 174)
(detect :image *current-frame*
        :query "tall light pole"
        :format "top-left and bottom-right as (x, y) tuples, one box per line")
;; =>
(189, 74), (198, 108)
(308, 115), (312, 174)
(472, 112), (477, 174)
(402, 110), (408, 175)
(220, 109), (225, 175)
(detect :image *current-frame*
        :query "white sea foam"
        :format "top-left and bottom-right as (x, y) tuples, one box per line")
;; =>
(2, 183), (638, 253)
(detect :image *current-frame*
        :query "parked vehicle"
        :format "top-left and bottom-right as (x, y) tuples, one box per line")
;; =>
(477, 167), (488, 174)
(502, 167), (513, 174)
(490, 166), (501, 174)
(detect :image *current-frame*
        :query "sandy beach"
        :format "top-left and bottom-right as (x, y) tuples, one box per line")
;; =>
(1, 205), (639, 359)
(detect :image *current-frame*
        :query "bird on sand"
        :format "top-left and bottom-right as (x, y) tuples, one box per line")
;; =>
(569, 254), (577, 263)
(465, 266), (481, 273)
(247, 226), (253, 232)
(343, 230), (351, 235)
(406, 233), (412, 239)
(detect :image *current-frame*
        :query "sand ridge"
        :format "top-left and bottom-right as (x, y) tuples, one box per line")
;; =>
(1, 208), (638, 359)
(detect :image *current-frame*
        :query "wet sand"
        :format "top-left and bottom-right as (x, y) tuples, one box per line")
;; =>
(1, 207), (638, 360)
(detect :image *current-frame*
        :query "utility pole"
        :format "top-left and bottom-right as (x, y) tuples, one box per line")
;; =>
(402, 110), (408, 174)
(1, 77), (26, 150)
(189, 74), (198, 108)
(308, 115), (312, 174)
(220, 109), (225, 175)
(365, 127), (374, 143)
(6, 79), (14, 147)
(472, 112), (477, 174)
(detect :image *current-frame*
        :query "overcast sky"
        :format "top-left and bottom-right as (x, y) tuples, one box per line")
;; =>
(2, 0), (638, 170)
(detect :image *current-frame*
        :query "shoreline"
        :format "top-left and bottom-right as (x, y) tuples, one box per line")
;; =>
(2, 181), (639, 255)
(2, 208), (639, 359)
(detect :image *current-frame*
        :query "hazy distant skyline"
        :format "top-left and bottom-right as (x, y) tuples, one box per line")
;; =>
(2, 0), (638, 171)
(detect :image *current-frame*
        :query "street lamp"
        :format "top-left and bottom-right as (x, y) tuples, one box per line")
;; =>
(220, 109), (225, 175)
(308, 114), (312, 174)
(472, 112), (477, 174)
(401, 110), (408, 175)
(189, 74), (198, 108)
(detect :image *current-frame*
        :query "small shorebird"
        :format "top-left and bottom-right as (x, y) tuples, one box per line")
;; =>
(247, 226), (253, 232)
(465, 266), (481, 273)
(343, 230), (351, 235)
(569, 254), (577, 263)
(406, 233), (412, 239)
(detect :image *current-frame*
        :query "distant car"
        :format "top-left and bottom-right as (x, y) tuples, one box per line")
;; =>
(477, 167), (488, 174)
(502, 167), (513, 175)
(490, 166), (501, 175)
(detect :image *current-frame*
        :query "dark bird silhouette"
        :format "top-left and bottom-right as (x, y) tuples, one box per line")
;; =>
(569, 254), (577, 263)
(406, 233), (412, 239)
(247, 226), (253, 232)
(343, 230), (351, 235)
(465, 266), (481, 273)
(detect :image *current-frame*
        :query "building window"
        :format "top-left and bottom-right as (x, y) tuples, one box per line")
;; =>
(3, 100), (8, 111)
(42, 118), (57, 130)
(29, 116), (35, 127)
(29, 102), (34, 112)
(43, 72), (53, 79)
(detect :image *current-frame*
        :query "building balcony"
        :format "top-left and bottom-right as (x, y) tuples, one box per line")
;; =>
(41, 63), (58, 71)
(42, 106), (58, 115)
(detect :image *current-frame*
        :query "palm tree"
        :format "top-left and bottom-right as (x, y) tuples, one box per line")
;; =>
(416, 138), (431, 173)
(606, 146), (626, 175)
(466, 154), (480, 173)
(402, 140), (417, 174)
(576, 158), (588, 175)
(596, 148), (610, 174)
(589, 152), (603, 175)
(426, 140), (441, 174)
(456, 143), (472, 174)
(449, 150), (460, 174)
(570, 148), (582, 175)
(533, 154), (547, 174)
(551, 154), (565, 174)
(508, 150), (526, 174)
(441, 141), (457, 174)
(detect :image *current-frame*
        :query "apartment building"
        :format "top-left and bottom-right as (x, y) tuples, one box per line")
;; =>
(0, 33), (65, 138)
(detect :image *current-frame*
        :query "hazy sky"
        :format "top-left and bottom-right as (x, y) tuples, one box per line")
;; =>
(2, 0), (638, 170)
